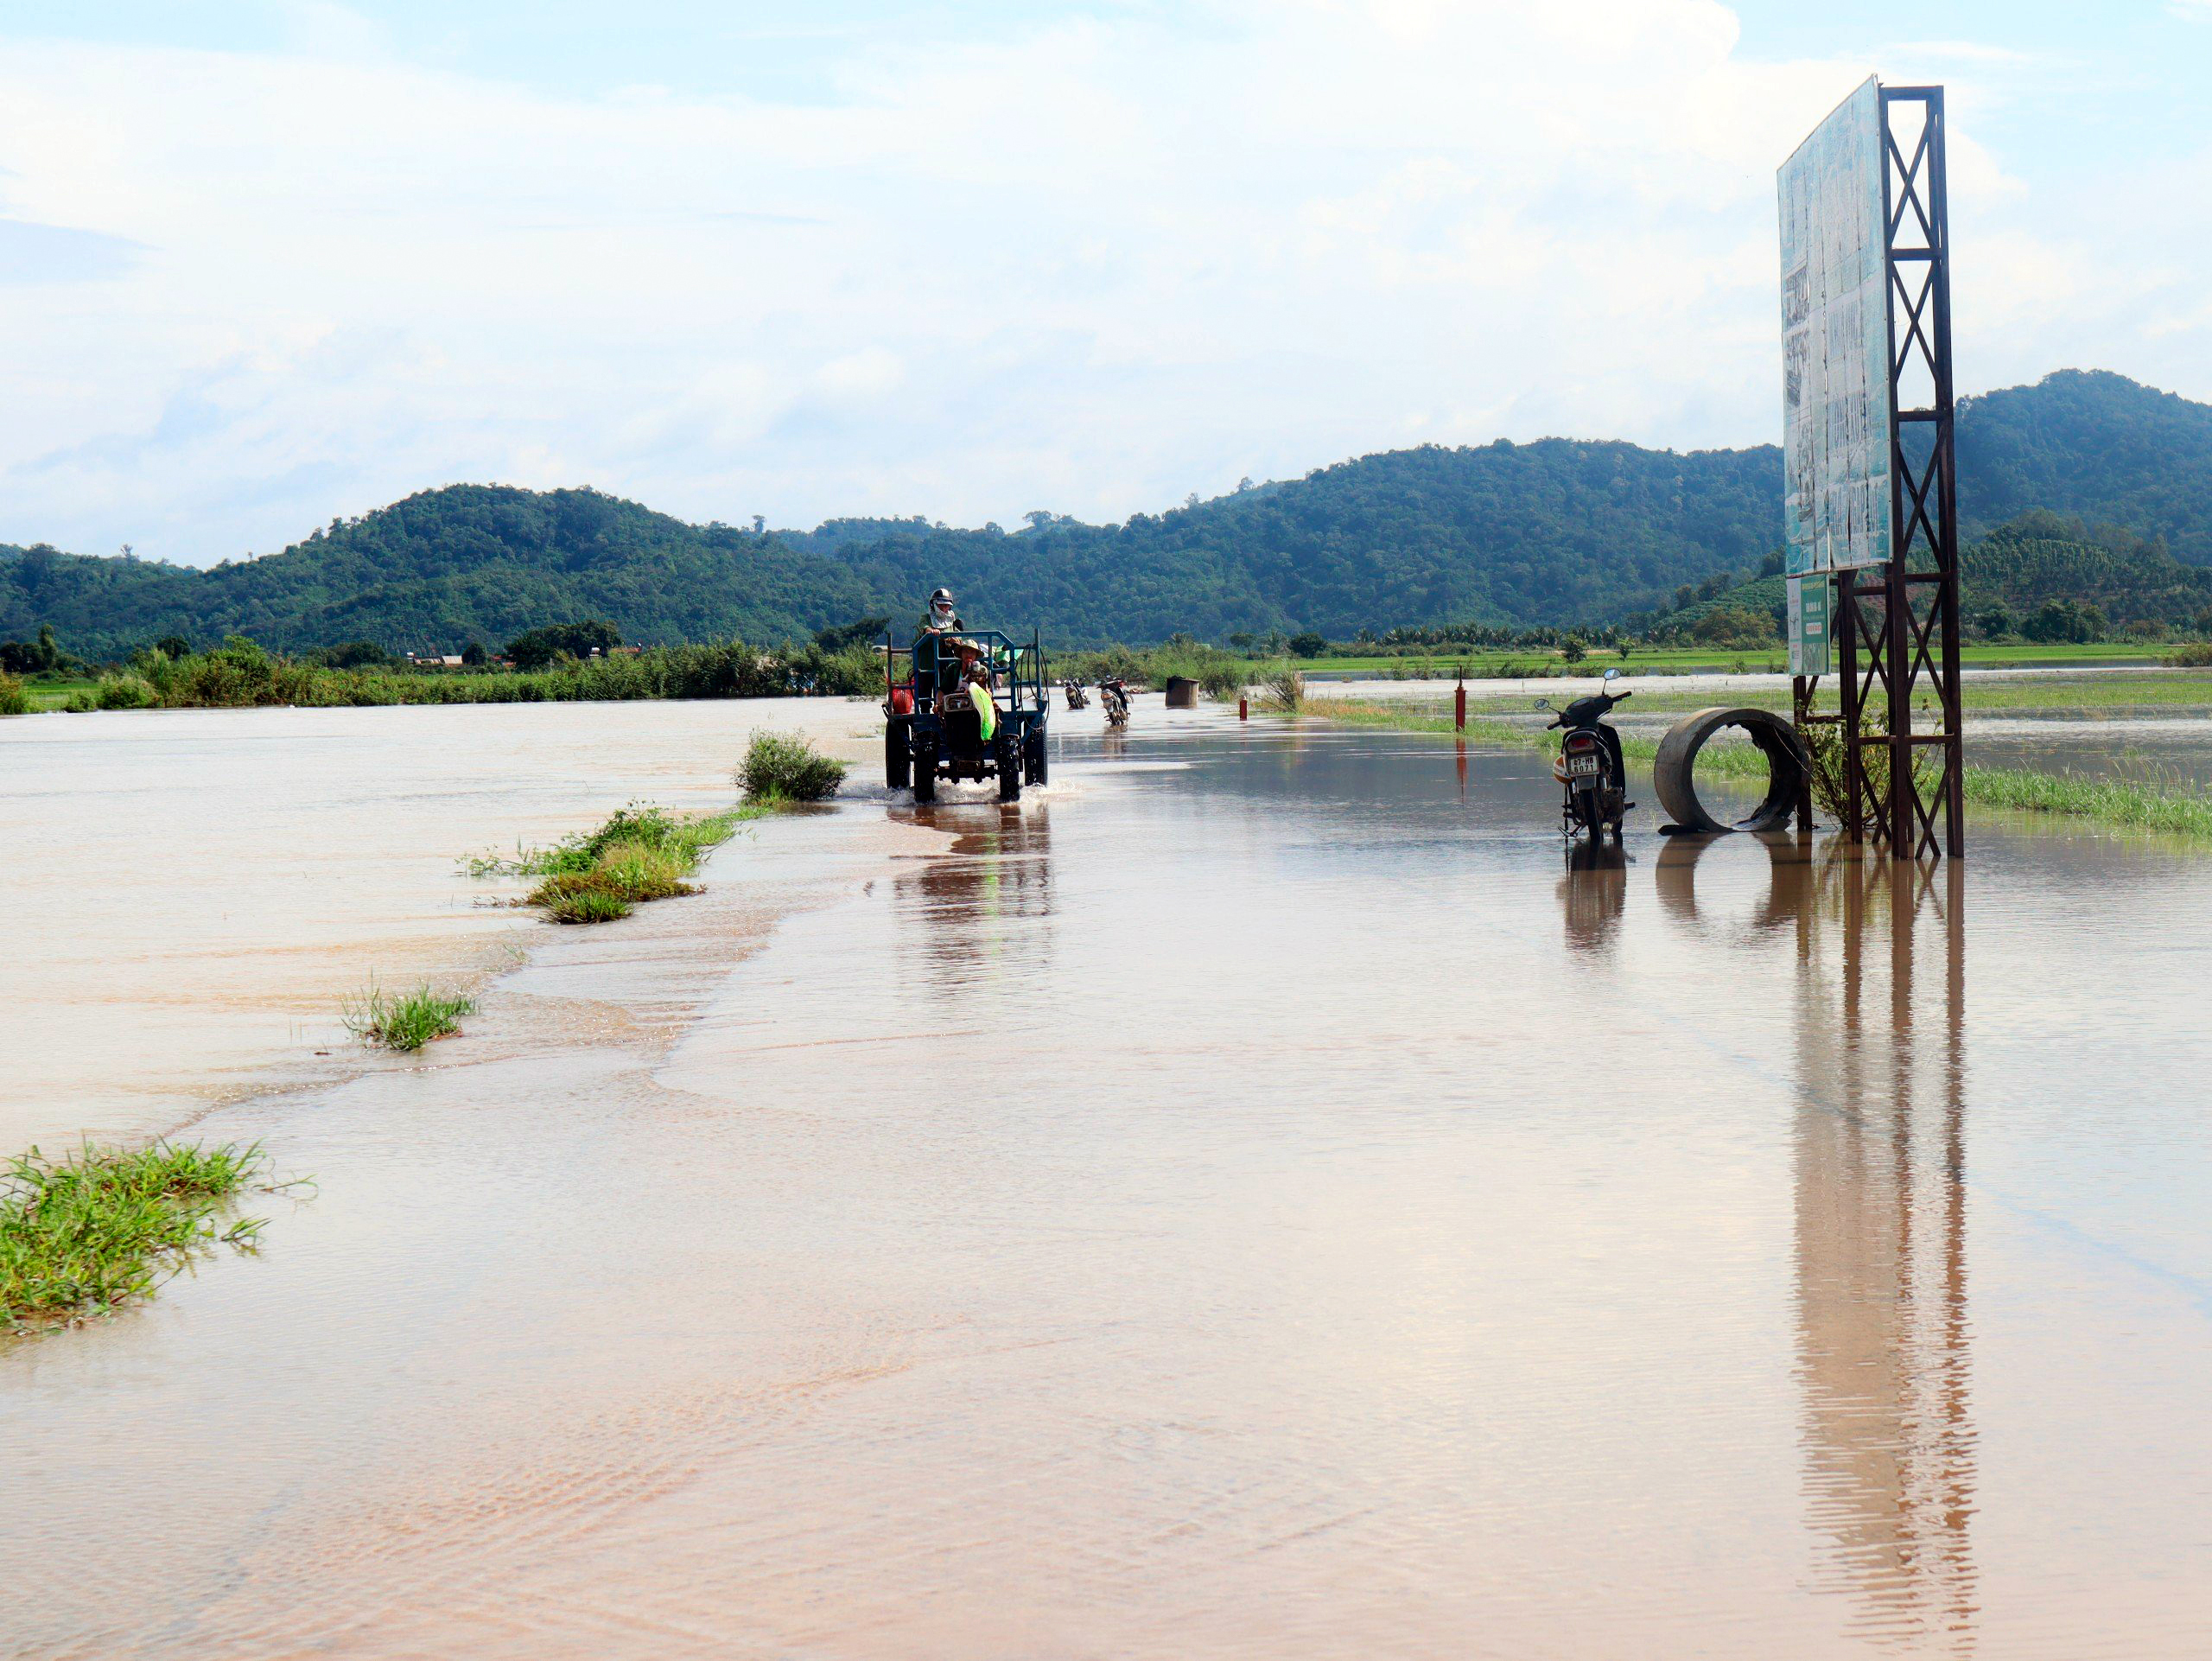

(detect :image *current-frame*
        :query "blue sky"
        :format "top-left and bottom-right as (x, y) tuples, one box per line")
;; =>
(3, 1), (2209, 564)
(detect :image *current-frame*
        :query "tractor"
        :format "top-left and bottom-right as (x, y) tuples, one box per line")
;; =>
(884, 627), (1049, 803)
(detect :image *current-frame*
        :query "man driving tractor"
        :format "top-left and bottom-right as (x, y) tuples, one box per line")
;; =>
(916, 587), (995, 739)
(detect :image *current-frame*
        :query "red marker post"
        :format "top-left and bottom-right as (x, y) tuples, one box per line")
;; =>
(1453, 678), (1466, 731)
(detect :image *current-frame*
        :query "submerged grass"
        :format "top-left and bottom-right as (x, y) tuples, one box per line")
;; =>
(472, 798), (763, 926)
(1305, 697), (2212, 841)
(1960, 765), (2212, 838)
(344, 982), (477, 1051)
(3, 1142), (279, 1328)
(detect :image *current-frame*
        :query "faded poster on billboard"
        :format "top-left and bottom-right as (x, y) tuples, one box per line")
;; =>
(1778, 73), (1889, 671)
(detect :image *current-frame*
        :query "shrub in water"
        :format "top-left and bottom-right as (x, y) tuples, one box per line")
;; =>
(739, 731), (848, 803)
(97, 673), (162, 710)
(1258, 665), (1305, 712)
(1198, 664), (1246, 701)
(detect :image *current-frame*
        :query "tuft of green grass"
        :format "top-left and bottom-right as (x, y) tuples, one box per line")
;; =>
(343, 982), (477, 1051)
(3, 1142), (278, 1328)
(739, 730), (848, 804)
(543, 884), (636, 924)
(526, 840), (694, 920)
(586, 838), (695, 900)
(0, 671), (26, 716)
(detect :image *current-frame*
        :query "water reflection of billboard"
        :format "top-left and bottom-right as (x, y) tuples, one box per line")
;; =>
(1779, 76), (1889, 675)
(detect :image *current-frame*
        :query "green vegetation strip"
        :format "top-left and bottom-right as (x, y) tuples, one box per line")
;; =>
(1306, 699), (2212, 841)
(42, 634), (883, 714)
(472, 740), (844, 926)
(3, 1142), (279, 1328)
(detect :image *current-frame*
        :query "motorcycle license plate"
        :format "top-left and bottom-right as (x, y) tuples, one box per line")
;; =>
(1566, 754), (1604, 778)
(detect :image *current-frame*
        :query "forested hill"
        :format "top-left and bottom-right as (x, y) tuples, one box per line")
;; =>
(5, 368), (2209, 657)
(804, 440), (1783, 644)
(1957, 371), (2212, 561)
(0, 490), (888, 659)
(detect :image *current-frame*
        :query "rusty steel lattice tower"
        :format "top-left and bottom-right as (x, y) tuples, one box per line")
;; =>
(1832, 86), (1963, 860)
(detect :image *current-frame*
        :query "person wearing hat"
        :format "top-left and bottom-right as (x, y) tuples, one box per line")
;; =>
(948, 634), (998, 741)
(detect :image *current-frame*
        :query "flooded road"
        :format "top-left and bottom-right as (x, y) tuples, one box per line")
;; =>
(7, 709), (2212, 1657)
(0, 697), (879, 1152)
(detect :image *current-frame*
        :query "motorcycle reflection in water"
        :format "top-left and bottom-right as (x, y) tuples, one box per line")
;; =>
(1629, 832), (1977, 1648)
(1556, 837), (1629, 956)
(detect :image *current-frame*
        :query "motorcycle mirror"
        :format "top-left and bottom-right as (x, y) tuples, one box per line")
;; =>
(1603, 667), (1621, 682)
(1532, 698), (1551, 710)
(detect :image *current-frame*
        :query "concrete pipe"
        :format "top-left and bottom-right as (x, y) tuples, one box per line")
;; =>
(1652, 706), (1812, 834)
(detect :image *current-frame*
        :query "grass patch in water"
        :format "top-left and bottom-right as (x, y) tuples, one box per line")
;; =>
(470, 799), (760, 926)
(529, 839), (697, 921)
(344, 982), (477, 1051)
(1960, 765), (2212, 838)
(3, 1142), (277, 1328)
(540, 884), (636, 924)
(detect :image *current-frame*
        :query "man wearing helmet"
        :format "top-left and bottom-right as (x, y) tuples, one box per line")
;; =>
(922, 587), (963, 634)
(913, 586), (995, 740)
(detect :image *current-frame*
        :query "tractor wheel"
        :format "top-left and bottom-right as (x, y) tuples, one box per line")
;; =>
(996, 734), (1022, 802)
(886, 717), (911, 790)
(912, 736), (938, 803)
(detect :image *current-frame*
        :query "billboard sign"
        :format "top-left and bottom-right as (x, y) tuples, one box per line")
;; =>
(1778, 73), (1890, 665)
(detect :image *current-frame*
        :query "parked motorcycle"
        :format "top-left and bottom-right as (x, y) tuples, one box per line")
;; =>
(1099, 678), (1130, 729)
(1535, 667), (1633, 839)
(1063, 678), (1091, 711)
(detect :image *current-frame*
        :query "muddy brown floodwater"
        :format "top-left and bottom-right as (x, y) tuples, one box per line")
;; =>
(6, 705), (2212, 1658)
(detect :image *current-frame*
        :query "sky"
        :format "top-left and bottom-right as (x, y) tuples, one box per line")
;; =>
(3, 1), (2209, 566)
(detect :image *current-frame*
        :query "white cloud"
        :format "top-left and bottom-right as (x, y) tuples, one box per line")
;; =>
(0, 2), (2202, 563)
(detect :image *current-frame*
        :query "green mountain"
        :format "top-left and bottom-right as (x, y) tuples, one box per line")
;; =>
(1956, 371), (2212, 561)
(6, 368), (2210, 659)
(0, 489), (887, 659)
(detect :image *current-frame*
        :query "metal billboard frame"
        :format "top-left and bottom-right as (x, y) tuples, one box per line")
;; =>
(1794, 84), (1963, 861)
